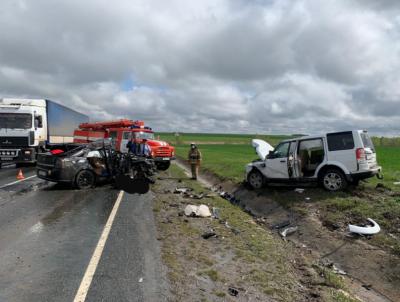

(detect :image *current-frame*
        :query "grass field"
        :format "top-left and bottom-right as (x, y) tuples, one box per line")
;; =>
(159, 132), (296, 146)
(159, 132), (400, 255)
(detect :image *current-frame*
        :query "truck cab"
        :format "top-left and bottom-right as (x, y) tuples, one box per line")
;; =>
(0, 99), (47, 166)
(110, 128), (175, 170)
(73, 119), (175, 171)
(0, 98), (88, 168)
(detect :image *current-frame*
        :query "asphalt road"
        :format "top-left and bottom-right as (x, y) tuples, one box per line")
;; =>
(0, 164), (168, 302)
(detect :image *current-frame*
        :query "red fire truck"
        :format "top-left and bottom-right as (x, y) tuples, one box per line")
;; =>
(73, 119), (175, 170)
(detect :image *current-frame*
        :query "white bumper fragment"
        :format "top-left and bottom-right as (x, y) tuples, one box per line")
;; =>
(348, 218), (381, 235)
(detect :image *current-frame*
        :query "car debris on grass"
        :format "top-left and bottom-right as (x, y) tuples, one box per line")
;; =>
(279, 226), (298, 238)
(184, 204), (211, 217)
(153, 164), (369, 301)
(348, 218), (381, 235)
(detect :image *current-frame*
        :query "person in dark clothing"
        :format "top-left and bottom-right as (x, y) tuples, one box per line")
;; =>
(187, 143), (202, 180)
(127, 138), (151, 157)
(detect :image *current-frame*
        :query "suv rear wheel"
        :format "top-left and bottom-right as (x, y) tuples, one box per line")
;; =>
(321, 169), (347, 191)
(75, 170), (96, 190)
(247, 169), (265, 189)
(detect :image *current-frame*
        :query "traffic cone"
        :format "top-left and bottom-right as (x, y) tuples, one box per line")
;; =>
(17, 169), (25, 180)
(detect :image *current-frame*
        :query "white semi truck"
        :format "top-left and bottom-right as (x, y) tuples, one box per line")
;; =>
(0, 98), (88, 168)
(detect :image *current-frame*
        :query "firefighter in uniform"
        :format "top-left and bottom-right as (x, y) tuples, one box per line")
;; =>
(188, 143), (202, 180)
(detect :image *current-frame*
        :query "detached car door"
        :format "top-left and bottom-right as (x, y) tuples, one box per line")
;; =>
(265, 142), (290, 179)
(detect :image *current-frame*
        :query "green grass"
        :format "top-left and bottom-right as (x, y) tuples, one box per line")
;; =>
(174, 144), (256, 182)
(158, 132), (296, 146)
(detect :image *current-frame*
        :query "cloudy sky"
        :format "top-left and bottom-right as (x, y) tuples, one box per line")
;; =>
(1, 0), (399, 135)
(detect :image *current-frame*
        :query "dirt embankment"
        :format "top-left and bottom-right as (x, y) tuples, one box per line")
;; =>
(172, 159), (400, 302)
(152, 164), (387, 302)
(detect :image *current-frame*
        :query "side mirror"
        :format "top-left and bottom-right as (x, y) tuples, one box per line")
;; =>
(35, 116), (43, 128)
(266, 150), (274, 159)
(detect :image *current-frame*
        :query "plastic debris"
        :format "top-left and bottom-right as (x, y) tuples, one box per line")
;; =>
(348, 218), (381, 235)
(271, 220), (291, 230)
(174, 187), (192, 194)
(321, 260), (347, 275)
(294, 188), (305, 193)
(393, 182), (400, 185)
(332, 264), (347, 275)
(138, 277), (143, 283)
(202, 230), (217, 239)
(279, 226), (298, 238)
(212, 207), (220, 219)
(228, 287), (239, 297)
(184, 204), (211, 217)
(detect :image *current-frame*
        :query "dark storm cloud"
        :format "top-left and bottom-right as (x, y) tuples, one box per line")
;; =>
(0, 0), (399, 135)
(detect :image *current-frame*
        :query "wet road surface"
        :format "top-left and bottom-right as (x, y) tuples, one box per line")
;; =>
(0, 165), (168, 302)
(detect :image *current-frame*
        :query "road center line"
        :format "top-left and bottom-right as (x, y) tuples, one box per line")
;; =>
(73, 190), (125, 302)
(0, 175), (37, 189)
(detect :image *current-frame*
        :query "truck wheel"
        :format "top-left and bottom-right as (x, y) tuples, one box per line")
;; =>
(156, 161), (171, 171)
(75, 170), (96, 190)
(321, 169), (347, 191)
(247, 169), (265, 189)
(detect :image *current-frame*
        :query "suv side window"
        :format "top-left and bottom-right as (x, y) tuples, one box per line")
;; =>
(327, 132), (354, 151)
(271, 142), (290, 158)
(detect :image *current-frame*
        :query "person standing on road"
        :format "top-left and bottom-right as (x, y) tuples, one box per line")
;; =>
(188, 143), (202, 180)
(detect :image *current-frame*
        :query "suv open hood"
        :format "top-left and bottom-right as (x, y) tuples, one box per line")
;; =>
(251, 139), (274, 160)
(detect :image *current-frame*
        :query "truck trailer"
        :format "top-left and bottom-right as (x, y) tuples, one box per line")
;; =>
(0, 98), (88, 167)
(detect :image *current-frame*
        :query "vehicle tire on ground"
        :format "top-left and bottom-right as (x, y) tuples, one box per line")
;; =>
(156, 161), (170, 171)
(321, 168), (348, 191)
(75, 170), (96, 190)
(247, 169), (265, 189)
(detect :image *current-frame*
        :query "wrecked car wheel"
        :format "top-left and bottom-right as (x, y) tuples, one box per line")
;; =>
(247, 170), (265, 189)
(75, 170), (96, 189)
(322, 169), (347, 191)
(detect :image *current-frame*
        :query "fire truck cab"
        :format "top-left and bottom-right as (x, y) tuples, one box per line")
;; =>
(73, 119), (175, 170)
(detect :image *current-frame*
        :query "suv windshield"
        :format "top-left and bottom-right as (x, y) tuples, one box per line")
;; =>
(0, 113), (32, 129)
(134, 131), (155, 140)
(271, 142), (290, 158)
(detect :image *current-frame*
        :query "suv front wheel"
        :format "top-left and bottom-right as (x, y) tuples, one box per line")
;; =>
(321, 169), (347, 191)
(247, 169), (265, 189)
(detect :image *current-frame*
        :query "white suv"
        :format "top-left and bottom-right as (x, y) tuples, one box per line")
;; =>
(245, 130), (382, 191)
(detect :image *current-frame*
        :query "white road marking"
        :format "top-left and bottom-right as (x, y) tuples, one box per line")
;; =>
(73, 190), (125, 302)
(0, 175), (37, 189)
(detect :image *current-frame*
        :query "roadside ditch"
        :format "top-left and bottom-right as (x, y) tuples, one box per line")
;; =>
(168, 158), (400, 302)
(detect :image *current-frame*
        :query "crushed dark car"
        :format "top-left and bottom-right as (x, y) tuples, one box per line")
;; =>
(36, 139), (156, 194)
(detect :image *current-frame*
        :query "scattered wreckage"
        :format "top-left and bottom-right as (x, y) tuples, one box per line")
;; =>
(348, 218), (381, 235)
(36, 139), (156, 194)
(184, 204), (211, 217)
